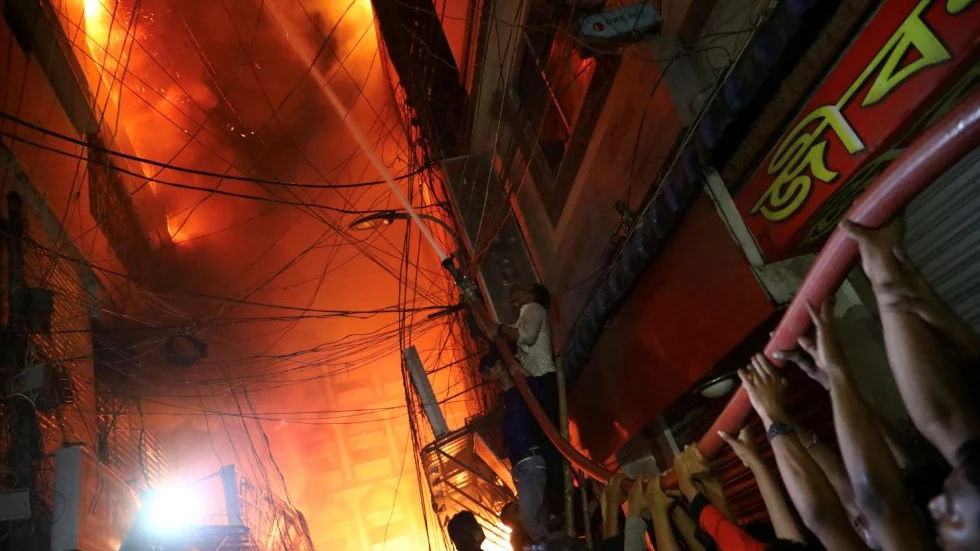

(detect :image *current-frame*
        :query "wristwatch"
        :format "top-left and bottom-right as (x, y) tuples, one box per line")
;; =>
(767, 421), (797, 442)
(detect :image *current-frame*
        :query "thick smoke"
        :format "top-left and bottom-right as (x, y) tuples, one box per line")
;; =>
(93, 0), (460, 548)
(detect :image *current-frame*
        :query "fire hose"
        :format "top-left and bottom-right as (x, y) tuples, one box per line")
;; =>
(326, 56), (980, 489)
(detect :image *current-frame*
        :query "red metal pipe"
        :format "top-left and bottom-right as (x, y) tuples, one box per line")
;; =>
(482, 89), (980, 491)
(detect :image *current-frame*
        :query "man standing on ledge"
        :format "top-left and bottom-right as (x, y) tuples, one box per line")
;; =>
(481, 349), (550, 541)
(494, 283), (557, 383)
(492, 283), (563, 524)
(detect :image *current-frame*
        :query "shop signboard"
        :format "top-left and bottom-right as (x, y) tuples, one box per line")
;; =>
(736, 0), (980, 260)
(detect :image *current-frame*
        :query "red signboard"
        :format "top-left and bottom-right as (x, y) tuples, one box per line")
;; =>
(736, 0), (980, 260)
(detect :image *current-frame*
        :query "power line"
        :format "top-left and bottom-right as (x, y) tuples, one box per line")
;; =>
(0, 111), (430, 189)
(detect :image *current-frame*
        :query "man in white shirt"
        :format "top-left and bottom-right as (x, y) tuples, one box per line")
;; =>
(495, 283), (556, 378)
(493, 283), (563, 527)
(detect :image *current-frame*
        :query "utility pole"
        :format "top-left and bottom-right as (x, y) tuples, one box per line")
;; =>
(2, 192), (44, 551)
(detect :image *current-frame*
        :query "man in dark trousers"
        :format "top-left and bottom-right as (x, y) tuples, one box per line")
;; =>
(492, 283), (564, 523)
(481, 349), (550, 541)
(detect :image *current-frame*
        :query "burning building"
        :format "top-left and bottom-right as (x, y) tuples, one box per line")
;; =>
(2, 0), (483, 549)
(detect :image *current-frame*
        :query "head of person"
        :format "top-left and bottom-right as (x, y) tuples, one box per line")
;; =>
(499, 502), (521, 529)
(531, 283), (551, 310)
(930, 441), (980, 551)
(508, 283), (537, 311)
(448, 511), (485, 551)
(479, 350), (511, 388)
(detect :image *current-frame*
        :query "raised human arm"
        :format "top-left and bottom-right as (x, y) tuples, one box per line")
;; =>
(681, 445), (735, 522)
(776, 346), (896, 545)
(600, 474), (625, 540)
(646, 476), (683, 551)
(675, 447), (766, 551)
(803, 300), (931, 551)
(669, 506), (705, 551)
(739, 355), (869, 551)
(774, 346), (909, 469)
(720, 427), (803, 542)
(624, 475), (650, 551)
(842, 220), (980, 463)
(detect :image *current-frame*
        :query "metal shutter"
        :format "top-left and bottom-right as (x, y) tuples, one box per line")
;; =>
(904, 146), (980, 328)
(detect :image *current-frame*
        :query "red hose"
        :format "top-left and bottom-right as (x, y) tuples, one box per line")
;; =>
(482, 89), (980, 490)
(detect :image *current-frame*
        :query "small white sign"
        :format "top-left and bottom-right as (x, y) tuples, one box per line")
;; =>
(578, 2), (662, 43)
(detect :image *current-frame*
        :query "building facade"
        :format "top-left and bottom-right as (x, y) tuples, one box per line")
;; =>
(403, 0), (980, 524)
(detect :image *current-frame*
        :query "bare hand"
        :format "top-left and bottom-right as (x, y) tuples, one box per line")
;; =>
(673, 446), (710, 500)
(719, 427), (761, 468)
(739, 354), (789, 424)
(601, 473), (626, 511)
(773, 347), (828, 391)
(798, 300), (848, 380)
(508, 362), (532, 378)
(626, 476), (648, 517)
(840, 218), (906, 287)
(600, 474), (626, 538)
(643, 475), (671, 514)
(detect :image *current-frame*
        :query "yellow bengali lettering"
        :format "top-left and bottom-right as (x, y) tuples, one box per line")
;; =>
(947, 0), (977, 14)
(750, 0), (958, 224)
(751, 106), (864, 222)
(862, 2), (951, 107)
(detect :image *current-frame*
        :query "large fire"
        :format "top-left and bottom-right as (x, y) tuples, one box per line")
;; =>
(50, 0), (488, 549)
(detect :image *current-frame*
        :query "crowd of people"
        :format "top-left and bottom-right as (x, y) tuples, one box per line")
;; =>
(447, 217), (980, 551)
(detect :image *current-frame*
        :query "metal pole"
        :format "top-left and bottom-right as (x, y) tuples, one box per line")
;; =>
(556, 357), (574, 538)
(579, 475), (593, 550)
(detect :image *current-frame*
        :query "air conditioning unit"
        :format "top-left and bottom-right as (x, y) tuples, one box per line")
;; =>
(0, 489), (31, 522)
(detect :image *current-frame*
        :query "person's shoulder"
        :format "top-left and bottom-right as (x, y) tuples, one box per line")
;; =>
(523, 302), (546, 314)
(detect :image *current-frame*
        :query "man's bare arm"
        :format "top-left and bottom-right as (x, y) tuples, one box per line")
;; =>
(804, 301), (931, 551)
(720, 428), (803, 542)
(739, 355), (869, 551)
(842, 220), (980, 463)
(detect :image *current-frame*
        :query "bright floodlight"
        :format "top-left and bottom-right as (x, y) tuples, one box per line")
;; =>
(143, 487), (198, 533)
